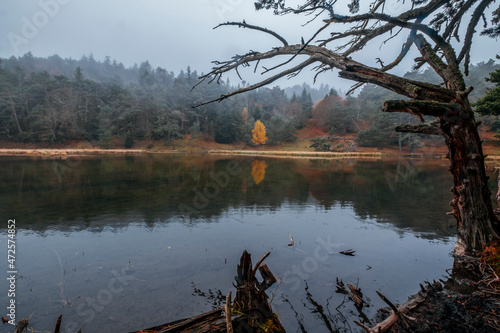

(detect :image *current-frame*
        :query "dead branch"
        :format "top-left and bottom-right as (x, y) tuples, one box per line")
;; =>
(327, 11), (457, 66)
(252, 251), (271, 279)
(196, 37), (457, 107)
(383, 100), (462, 118)
(442, 0), (477, 42)
(258, 264), (277, 290)
(413, 34), (465, 90)
(395, 123), (443, 135)
(457, 0), (495, 75)
(335, 279), (372, 325)
(14, 318), (29, 333)
(362, 282), (443, 333)
(262, 20), (332, 75)
(214, 21), (288, 46)
(54, 315), (62, 333)
(225, 291), (233, 333)
(199, 62), (313, 104)
(339, 249), (356, 256)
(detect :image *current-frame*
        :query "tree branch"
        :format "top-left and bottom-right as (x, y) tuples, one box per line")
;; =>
(395, 123), (443, 135)
(214, 21), (288, 46)
(383, 100), (460, 118)
(261, 20), (331, 75)
(195, 42), (457, 107)
(327, 12), (442, 47)
(337, 65), (456, 103)
(442, 0), (478, 42)
(194, 56), (317, 107)
(413, 34), (466, 91)
(457, 0), (495, 75)
(381, 17), (422, 72)
(326, 4), (460, 70)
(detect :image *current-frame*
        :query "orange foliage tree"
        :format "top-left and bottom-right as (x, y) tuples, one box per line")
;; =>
(252, 120), (268, 145)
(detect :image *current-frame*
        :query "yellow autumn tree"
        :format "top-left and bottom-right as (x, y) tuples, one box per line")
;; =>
(252, 120), (268, 145)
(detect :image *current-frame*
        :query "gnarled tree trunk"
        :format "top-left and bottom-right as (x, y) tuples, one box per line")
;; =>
(441, 101), (500, 255)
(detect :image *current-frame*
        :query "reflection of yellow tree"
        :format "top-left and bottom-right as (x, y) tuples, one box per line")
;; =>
(251, 160), (267, 185)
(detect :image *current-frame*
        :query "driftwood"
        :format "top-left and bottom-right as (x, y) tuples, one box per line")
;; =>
(131, 309), (225, 333)
(225, 292), (233, 333)
(355, 281), (443, 333)
(14, 318), (29, 333)
(335, 279), (364, 309)
(339, 249), (356, 256)
(336, 279), (372, 326)
(131, 250), (284, 333)
(54, 315), (62, 333)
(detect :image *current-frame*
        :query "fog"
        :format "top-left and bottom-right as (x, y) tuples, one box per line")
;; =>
(0, 0), (498, 89)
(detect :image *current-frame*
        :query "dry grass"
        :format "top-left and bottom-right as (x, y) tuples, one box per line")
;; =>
(208, 149), (383, 159)
(0, 148), (145, 158)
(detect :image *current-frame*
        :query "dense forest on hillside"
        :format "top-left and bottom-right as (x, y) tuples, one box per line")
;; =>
(0, 53), (498, 149)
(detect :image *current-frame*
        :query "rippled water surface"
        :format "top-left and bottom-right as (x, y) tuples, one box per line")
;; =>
(0, 154), (459, 332)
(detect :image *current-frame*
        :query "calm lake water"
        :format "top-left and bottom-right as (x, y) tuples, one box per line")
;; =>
(0, 154), (460, 332)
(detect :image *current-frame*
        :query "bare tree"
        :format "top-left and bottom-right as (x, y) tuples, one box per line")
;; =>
(197, 0), (500, 255)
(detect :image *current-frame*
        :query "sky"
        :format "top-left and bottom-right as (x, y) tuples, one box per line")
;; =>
(0, 0), (498, 90)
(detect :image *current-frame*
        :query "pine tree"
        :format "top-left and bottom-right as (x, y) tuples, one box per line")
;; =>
(474, 66), (500, 116)
(242, 107), (249, 122)
(300, 88), (313, 118)
(252, 120), (268, 145)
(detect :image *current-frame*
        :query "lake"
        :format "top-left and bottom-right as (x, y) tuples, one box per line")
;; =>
(0, 153), (459, 332)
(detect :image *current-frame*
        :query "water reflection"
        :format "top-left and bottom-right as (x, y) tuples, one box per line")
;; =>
(0, 154), (456, 239)
(251, 159), (267, 185)
(0, 154), (460, 332)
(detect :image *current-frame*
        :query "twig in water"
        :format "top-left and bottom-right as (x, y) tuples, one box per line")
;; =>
(339, 249), (356, 256)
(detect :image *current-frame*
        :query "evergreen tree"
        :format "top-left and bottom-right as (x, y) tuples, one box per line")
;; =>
(474, 66), (500, 116)
(300, 87), (313, 118)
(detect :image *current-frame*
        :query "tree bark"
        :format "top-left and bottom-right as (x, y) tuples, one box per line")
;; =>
(383, 93), (500, 255)
(440, 101), (500, 255)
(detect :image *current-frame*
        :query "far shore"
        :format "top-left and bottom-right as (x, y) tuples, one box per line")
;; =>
(0, 147), (444, 160)
(3, 147), (500, 163)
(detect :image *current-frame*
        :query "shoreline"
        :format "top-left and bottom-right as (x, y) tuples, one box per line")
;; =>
(0, 148), (446, 159)
(4, 147), (500, 163)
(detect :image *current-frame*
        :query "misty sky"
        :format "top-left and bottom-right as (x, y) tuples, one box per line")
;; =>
(0, 1), (498, 90)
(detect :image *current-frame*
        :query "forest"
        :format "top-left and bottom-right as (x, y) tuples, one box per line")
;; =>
(0, 53), (498, 149)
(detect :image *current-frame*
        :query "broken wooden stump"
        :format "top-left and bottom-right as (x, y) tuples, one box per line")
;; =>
(335, 278), (365, 309)
(131, 250), (284, 333)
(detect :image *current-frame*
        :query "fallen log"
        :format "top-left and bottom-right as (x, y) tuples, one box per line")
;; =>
(352, 281), (439, 333)
(358, 255), (500, 333)
(130, 250), (284, 333)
